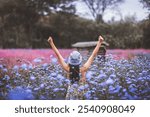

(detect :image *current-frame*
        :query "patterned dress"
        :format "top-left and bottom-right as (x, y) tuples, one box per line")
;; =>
(65, 82), (87, 100)
(65, 64), (86, 100)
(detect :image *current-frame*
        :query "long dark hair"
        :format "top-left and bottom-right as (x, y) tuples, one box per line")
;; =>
(69, 64), (80, 84)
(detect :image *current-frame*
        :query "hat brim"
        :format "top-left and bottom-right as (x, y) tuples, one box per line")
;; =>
(68, 56), (82, 65)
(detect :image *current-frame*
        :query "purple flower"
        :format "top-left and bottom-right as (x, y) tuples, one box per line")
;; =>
(42, 63), (48, 69)
(2, 68), (8, 73)
(7, 87), (34, 100)
(34, 88), (40, 91)
(5, 84), (11, 89)
(53, 88), (60, 93)
(0, 81), (3, 86)
(40, 84), (45, 89)
(99, 82), (107, 87)
(51, 57), (58, 64)
(28, 64), (33, 70)
(84, 91), (92, 100)
(3, 75), (10, 81)
(30, 75), (36, 81)
(0, 64), (3, 69)
(40, 95), (47, 100)
(78, 86), (85, 92)
(98, 73), (107, 79)
(86, 71), (93, 79)
(84, 84), (89, 89)
(109, 74), (116, 79)
(13, 65), (19, 71)
(142, 70), (147, 76)
(106, 78), (114, 85)
(72, 83), (79, 88)
(21, 64), (28, 70)
(51, 72), (57, 77)
(57, 74), (64, 79)
(64, 79), (70, 85)
(33, 58), (42, 63)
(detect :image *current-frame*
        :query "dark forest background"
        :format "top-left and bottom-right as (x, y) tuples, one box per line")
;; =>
(0, 0), (150, 49)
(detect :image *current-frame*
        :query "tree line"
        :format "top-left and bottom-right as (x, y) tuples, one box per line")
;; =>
(0, 0), (149, 49)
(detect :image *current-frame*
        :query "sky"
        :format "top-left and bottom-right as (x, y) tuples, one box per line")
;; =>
(76, 0), (149, 22)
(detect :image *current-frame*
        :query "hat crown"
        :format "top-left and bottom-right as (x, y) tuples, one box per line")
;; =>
(70, 51), (80, 59)
(68, 51), (82, 65)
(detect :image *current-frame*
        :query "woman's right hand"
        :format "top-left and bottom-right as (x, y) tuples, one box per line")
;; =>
(47, 36), (53, 44)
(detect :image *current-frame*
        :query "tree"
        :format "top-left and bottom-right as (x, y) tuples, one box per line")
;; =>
(0, 0), (39, 48)
(0, 0), (77, 48)
(140, 0), (150, 11)
(140, 0), (150, 48)
(25, 0), (77, 15)
(140, 0), (150, 19)
(81, 0), (124, 23)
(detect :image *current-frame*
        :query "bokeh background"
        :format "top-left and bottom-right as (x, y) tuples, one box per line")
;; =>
(0, 0), (150, 49)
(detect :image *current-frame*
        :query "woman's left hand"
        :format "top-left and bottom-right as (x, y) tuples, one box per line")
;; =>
(98, 35), (104, 43)
(47, 36), (53, 44)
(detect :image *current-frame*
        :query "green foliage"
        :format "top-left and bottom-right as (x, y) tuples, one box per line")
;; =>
(0, 0), (149, 48)
(24, 0), (77, 14)
(140, 19), (150, 48)
(0, 0), (39, 48)
(107, 20), (142, 49)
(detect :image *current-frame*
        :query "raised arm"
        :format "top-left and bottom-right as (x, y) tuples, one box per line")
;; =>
(81, 35), (104, 72)
(48, 37), (69, 72)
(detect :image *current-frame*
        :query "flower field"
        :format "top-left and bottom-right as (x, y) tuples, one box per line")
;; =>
(0, 49), (150, 100)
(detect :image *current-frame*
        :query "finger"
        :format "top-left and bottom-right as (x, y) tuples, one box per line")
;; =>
(47, 38), (50, 42)
(48, 36), (52, 40)
(98, 36), (102, 40)
(99, 35), (102, 38)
